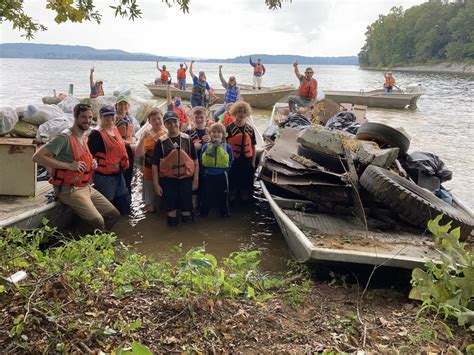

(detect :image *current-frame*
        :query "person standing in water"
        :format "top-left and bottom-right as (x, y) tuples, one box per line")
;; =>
(249, 57), (266, 90)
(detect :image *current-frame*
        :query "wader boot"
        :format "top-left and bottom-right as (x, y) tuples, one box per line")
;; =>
(167, 216), (179, 227)
(181, 213), (194, 223)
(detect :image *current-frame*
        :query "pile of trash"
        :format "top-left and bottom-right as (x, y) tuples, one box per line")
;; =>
(0, 88), (158, 142)
(259, 104), (474, 239)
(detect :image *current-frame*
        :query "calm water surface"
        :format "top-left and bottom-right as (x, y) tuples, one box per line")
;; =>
(1, 59), (472, 267)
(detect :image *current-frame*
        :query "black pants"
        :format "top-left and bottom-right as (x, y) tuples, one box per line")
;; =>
(228, 157), (255, 201)
(123, 145), (134, 194)
(161, 177), (193, 212)
(200, 173), (229, 216)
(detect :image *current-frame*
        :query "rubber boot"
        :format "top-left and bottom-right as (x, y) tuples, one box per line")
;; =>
(181, 213), (194, 223)
(167, 216), (179, 227)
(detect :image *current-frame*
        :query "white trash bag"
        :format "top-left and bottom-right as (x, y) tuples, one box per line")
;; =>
(113, 85), (132, 97)
(0, 106), (19, 136)
(128, 95), (157, 125)
(90, 96), (117, 118)
(36, 114), (74, 141)
(317, 89), (325, 101)
(23, 104), (63, 125)
(58, 96), (80, 113)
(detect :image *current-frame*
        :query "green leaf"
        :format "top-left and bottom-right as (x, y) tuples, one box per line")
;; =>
(124, 320), (142, 332)
(131, 341), (152, 355)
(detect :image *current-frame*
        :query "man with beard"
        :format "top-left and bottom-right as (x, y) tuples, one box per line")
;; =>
(32, 103), (120, 232)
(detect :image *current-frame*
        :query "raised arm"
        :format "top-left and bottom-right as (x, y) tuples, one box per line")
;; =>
(184, 62), (188, 71)
(219, 65), (228, 88)
(293, 62), (301, 80)
(166, 83), (172, 105)
(189, 60), (196, 79)
(89, 67), (94, 87)
(156, 61), (163, 73)
(249, 57), (255, 67)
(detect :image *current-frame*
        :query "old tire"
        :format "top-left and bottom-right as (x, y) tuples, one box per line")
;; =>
(360, 165), (473, 239)
(297, 144), (347, 173)
(356, 122), (410, 157)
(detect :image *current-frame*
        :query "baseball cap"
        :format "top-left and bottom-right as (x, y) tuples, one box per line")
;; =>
(99, 105), (116, 116)
(199, 70), (205, 75)
(116, 95), (130, 104)
(163, 111), (179, 123)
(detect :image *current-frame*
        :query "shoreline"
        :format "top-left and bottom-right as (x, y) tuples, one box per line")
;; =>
(361, 62), (474, 74)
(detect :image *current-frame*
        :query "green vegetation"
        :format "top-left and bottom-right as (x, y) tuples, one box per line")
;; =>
(359, 0), (474, 67)
(1, 0), (289, 39)
(410, 215), (474, 343)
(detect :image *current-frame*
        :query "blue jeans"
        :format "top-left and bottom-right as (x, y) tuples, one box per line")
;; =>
(93, 173), (130, 215)
(178, 79), (186, 91)
(213, 106), (226, 119)
(384, 87), (393, 93)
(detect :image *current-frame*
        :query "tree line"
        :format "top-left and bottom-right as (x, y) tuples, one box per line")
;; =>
(358, 0), (473, 67)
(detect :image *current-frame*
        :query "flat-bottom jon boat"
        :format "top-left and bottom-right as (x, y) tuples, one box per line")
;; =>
(145, 83), (295, 109)
(324, 88), (422, 109)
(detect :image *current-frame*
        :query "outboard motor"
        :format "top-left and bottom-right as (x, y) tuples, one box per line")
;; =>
(405, 83), (422, 93)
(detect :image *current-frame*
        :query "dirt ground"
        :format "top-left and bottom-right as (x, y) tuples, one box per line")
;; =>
(1, 277), (470, 353)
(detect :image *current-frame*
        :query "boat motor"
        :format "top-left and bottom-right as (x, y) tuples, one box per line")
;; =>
(406, 83), (422, 93)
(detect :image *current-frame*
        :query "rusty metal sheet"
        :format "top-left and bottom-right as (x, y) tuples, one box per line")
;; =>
(267, 128), (312, 170)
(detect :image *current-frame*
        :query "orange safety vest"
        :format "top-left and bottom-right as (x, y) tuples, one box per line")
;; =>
(161, 71), (170, 82)
(173, 106), (188, 127)
(116, 119), (134, 141)
(49, 132), (94, 187)
(177, 68), (186, 79)
(159, 134), (195, 179)
(227, 123), (253, 159)
(254, 63), (263, 75)
(188, 127), (209, 145)
(221, 112), (236, 126)
(298, 78), (317, 100)
(143, 130), (166, 180)
(384, 77), (396, 88)
(94, 127), (129, 175)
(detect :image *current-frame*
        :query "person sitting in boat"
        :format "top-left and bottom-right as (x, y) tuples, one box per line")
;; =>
(166, 83), (188, 132)
(87, 105), (130, 215)
(249, 57), (266, 90)
(217, 103), (236, 126)
(383, 71), (399, 93)
(187, 106), (210, 209)
(32, 103), (120, 232)
(189, 60), (217, 108)
(115, 95), (137, 194)
(226, 102), (257, 204)
(200, 123), (234, 217)
(176, 63), (188, 91)
(214, 65), (241, 119)
(135, 108), (167, 213)
(156, 61), (171, 85)
(89, 67), (104, 98)
(287, 63), (318, 112)
(152, 111), (199, 226)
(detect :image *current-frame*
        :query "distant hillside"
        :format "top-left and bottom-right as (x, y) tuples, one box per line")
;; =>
(0, 43), (358, 65)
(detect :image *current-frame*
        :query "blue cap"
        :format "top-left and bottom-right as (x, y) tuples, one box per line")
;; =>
(99, 105), (116, 116)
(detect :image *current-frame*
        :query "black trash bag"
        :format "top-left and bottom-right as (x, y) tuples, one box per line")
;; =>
(278, 112), (311, 129)
(262, 125), (279, 142)
(37, 165), (50, 182)
(403, 151), (453, 183)
(325, 111), (360, 134)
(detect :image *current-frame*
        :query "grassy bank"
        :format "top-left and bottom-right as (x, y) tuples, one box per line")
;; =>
(0, 224), (471, 353)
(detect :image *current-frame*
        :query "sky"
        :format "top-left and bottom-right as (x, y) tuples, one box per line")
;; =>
(0, 0), (426, 58)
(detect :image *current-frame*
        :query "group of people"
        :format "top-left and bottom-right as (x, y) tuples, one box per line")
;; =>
(32, 81), (257, 230)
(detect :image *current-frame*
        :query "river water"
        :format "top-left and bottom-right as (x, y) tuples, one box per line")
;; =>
(1, 59), (473, 268)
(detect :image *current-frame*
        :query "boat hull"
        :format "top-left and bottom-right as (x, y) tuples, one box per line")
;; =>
(324, 90), (421, 109)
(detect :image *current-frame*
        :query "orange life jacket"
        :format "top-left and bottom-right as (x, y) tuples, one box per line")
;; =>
(116, 119), (134, 141)
(177, 68), (186, 79)
(49, 131), (94, 187)
(221, 112), (236, 126)
(143, 130), (165, 180)
(188, 127), (209, 145)
(254, 63), (264, 75)
(94, 127), (129, 175)
(298, 78), (317, 100)
(159, 134), (195, 179)
(161, 71), (170, 81)
(384, 77), (396, 88)
(173, 106), (188, 127)
(227, 123), (253, 159)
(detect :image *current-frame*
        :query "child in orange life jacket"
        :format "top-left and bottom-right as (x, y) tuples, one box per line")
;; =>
(152, 111), (199, 226)
(88, 105), (130, 215)
(226, 102), (257, 203)
(217, 103), (236, 126)
(200, 123), (234, 217)
(165, 83), (188, 132)
(186, 106), (210, 208)
(135, 108), (166, 213)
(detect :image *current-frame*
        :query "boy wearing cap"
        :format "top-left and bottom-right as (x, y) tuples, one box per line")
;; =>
(152, 111), (199, 226)
(115, 95), (138, 193)
(87, 105), (130, 215)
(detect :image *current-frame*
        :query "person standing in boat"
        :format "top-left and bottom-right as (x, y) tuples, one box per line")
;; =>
(383, 71), (400, 93)
(166, 83), (188, 132)
(135, 108), (166, 213)
(152, 111), (199, 226)
(32, 103), (120, 232)
(176, 63), (188, 91)
(87, 105), (130, 215)
(189, 60), (216, 108)
(156, 61), (171, 85)
(226, 102), (257, 204)
(89, 67), (104, 98)
(287, 63), (318, 112)
(214, 65), (241, 119)
(115, 95), (137, 194)
(249, 57), (266, 90)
